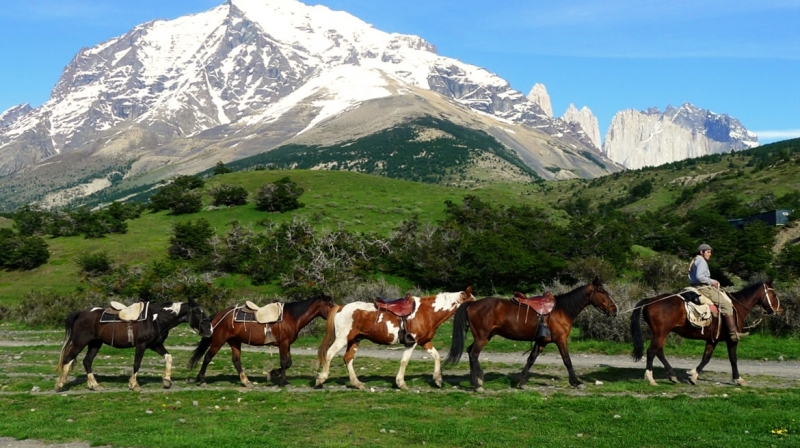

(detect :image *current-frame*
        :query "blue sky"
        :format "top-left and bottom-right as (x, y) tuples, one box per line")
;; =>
(1, 0), (798, 143)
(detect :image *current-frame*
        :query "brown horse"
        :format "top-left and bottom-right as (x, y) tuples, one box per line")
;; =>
(315, 287), (475, 390)
(446, 278), (617, 391)
(56, 299), (211, 391)
(631, 280), (781, 386)
(189, 294), (335, 387)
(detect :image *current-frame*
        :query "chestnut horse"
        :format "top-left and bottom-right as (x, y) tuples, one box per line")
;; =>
(315, 287), (475, 390)
(631, 280), (781, 386)
(56, 298), (212, 391)
(189, 294), (335, 387)
(446, 278), (617, 391)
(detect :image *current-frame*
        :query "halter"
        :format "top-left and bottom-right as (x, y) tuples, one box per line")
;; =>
(589, 286), (617, 315)
(728, 283), (779, 314)
(189, 304), (211, 335)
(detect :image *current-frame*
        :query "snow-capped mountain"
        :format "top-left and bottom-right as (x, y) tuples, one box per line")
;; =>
(602, 103), (759, 169)
(0, 0), (616, 209)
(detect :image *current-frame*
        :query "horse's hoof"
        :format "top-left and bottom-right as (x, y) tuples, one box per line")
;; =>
(735, 378), (747, 387)
(243, 382), (253, 389)
(163, 380), (172, 389)
(398, 385), (409, 392)
(434, 379), (443, 388)
(314, 383), (324, 390)
(198, 382), (208, 388)
(669, 376), (679, 384)
(475, 387), (486, 394)
(574, 383), (586, 389)
(55, 385), (65, 392)
(131, 386), (141, 392)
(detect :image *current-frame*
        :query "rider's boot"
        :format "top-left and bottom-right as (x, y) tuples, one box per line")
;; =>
(723, 314), (748, 341)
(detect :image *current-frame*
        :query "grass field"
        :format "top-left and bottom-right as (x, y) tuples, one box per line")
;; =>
(1, 329), (798, 448)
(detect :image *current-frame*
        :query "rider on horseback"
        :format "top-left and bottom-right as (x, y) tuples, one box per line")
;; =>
(688, 243), (748, 341)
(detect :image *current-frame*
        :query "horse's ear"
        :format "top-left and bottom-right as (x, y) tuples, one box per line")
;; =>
(465, 286), (473, 295)
(592, 276), (602, 286)
(766, 278), (773, 287)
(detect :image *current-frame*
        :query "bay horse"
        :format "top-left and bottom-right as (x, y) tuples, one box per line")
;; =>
(55, 298), (211, 391)
(315, 287), (475, 390)
(446, 278), (617, 391)
(188, 294), (336, 387)
(631, 280), (781, 386)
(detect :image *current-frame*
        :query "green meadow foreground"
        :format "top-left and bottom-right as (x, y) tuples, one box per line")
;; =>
(1, 326), (799, 447)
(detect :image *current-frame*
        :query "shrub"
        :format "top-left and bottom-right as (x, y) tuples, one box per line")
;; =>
(210, 184), (248, 207)
(75, 251), (113, 276)
(564, 257), (617, 284)
(149, 176), (204, 215)
(0, 229), (50, 270)
(255, 177), (304, 212)
(757, 282), (800, 337)
(635, 253), (687, 293)
(168, 218), (214, 260)
(213, 161), (232, 176)
(9, 290), (106, 327)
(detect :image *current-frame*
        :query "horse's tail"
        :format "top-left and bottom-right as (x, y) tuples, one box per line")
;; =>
(630, 298), (649, 362)
(445, 302), (471, 366)
(188, 335), (212, 370)
(56, 311), (80, 372)
(317, 304), (341, 365)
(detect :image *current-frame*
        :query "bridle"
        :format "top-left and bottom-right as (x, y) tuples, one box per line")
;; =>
(729, 283), (779, 315)
(589, 286), (617, 316)
(189, 304), (212, 335)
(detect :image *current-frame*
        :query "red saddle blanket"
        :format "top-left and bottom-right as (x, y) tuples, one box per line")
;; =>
(512, 291), (556, 316)
(375, 294), (416, 317)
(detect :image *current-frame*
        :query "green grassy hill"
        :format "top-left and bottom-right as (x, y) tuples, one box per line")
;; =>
(2, 138), (798, 306)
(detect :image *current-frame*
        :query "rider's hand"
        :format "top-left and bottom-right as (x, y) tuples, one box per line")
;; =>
(713, 280), (720, 288)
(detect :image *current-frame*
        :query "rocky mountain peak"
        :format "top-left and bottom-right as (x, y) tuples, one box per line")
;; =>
(526, 83), (552, 117)
(561, 104), (601, 150)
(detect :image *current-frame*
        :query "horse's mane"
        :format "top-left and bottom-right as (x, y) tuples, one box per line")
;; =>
(554, 284), (590, 316)
(729, 281), (767, 300)
(284, 294), (326, 318)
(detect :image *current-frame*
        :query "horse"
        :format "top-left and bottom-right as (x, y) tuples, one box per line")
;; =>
(55, 298), (212, 391)
(631, 280), (781, 386)
(315, 287), (475, 390)
(188, 293), (336, 387)
(446, 277), (617, 391)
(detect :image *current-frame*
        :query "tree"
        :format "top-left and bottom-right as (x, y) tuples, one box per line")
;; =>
(168, 218), (214, 260)
(213, 161), (232, 176)
(210, 184), (248, 206)
(255, 177), (304, 212)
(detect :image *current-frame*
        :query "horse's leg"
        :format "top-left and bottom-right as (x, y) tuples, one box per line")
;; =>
(655, 348), (678, 384)
(725, 339), (746, 386)
(129, 345), (146, 391)
(467, 339), (488, 391)
(315, 333), (348, 388)
(150, 344), (173, 389)
(196, 336), (224, 387)
(689, 341), (718, 385)
(229, 340), (251, 388)
(82, 340), (103, 390)
(395, 343), (417, 391)
(270, 342), (292, 387)
(422, 341), (443, 388)
(517, 343), (544, 389)
(343, 341), (366, 390)
(554, 339), (583, 388)
(56, 335), (92, 392)
(644, 333), (667, 386)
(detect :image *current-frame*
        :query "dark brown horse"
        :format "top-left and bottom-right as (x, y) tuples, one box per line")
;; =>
(631, 280), (781, 386)
(446, 278), (617, 391)
(316, 287), (475, 390)
(56, 299), (211, 391)
(189, 294), (336, 387)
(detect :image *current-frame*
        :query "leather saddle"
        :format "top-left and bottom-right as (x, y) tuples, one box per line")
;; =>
(374, 294), (417, 347)
(512, 291), (556, 316)
(101, 301), (148, 323)
(677, 287), (718, 315)
(237, 301), (284, 324)
(375, 293), (416, 317)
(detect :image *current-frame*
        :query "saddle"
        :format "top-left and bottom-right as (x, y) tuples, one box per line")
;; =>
(512, 291), (556, 343)
(374, 294), (417, 347)
(512, 291), (556, 316)
(677, 287), (718, 331)
(374, 293), (416, 317)
(235, 301), (284, 324)
(100, 301), (148, 323)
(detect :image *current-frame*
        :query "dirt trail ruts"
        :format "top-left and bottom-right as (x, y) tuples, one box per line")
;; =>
(2, 338), (798, 379)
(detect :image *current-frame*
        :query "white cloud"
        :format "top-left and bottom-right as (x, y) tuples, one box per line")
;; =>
(754, 129), (800, 139)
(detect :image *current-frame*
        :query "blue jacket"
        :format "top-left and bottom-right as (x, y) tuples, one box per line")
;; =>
(688, 255), (713, 286)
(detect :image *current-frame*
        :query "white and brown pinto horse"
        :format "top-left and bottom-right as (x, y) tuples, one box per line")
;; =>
(316, 287), (475, 390)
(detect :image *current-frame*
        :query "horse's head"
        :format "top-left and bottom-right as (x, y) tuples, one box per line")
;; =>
(460, 286), (476, 303)
(188, 298), (212, 338)
(589, 276), (617, 317)
(316, 293), (337, 318)
(759, 279), (782, 315)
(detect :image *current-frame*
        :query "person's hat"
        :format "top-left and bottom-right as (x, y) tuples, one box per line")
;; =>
(698, 243), (713, 252)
